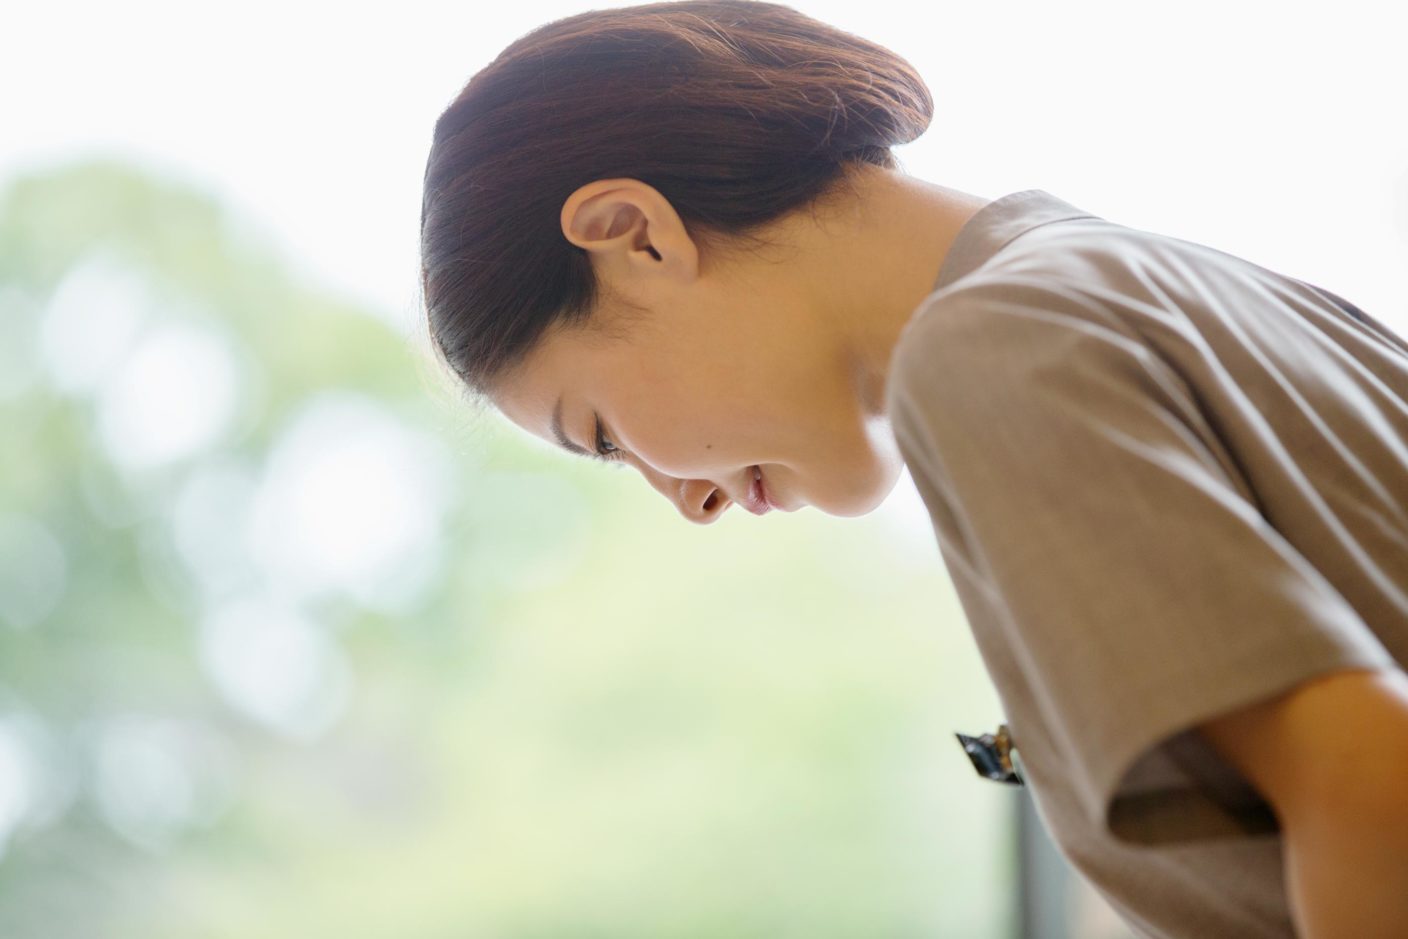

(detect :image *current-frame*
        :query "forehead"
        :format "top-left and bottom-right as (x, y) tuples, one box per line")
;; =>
(489, 358), (556, 441)
(488, 325), (598, 449)
(489, 297), (667, 440)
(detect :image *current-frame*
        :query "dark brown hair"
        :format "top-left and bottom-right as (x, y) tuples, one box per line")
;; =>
(419, 0), (933, 408)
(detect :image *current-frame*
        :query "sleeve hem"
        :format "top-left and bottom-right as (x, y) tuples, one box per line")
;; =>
(1093, 632), (1398, 848)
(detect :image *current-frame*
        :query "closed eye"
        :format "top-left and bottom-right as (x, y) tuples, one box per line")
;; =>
(593, 414), (627, 466)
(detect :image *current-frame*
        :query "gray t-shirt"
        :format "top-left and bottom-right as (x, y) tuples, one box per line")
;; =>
(885, 189), (1408, 939)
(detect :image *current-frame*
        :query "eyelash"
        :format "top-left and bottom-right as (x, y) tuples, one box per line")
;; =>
(594, 416), (626, 464)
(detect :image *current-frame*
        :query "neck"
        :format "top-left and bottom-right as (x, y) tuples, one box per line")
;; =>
(798, 164), (991, 418)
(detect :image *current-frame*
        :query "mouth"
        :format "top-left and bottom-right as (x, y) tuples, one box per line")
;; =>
(743, 465), (773, 515)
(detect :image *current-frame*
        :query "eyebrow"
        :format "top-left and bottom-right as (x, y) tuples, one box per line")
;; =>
(551, 394), (594, 459)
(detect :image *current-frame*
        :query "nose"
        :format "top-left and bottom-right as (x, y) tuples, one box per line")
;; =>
(635, 461), (730, 524)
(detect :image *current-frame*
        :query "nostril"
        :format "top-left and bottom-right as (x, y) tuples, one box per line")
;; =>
(703, 490), (719, 511)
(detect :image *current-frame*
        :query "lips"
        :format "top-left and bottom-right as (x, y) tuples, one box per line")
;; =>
(743, 465), (772, 515)
(756, 466), (775, 510)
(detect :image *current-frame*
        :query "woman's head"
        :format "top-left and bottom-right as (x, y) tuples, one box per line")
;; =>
(420, 0), (938, 521)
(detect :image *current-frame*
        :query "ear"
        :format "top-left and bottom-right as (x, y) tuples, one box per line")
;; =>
(559, 178), (699, 286)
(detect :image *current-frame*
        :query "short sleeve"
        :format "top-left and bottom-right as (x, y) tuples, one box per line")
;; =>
(887, 277), (1398, 846)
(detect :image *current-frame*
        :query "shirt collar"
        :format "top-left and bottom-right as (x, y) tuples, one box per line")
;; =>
(933, 189), (1104, 291)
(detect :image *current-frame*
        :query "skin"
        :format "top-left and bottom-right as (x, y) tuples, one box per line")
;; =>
(490, 161), (992, 522)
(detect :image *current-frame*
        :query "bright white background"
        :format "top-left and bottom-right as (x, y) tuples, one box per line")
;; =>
(4, 0), (1405, 545)
(6, 0), (1405, 565)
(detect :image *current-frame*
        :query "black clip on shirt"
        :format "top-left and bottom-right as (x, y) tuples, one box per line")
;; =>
(955, 723), (1025, 786)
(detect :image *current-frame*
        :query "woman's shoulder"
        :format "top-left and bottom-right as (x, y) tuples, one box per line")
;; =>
(899, 215), (1320, 373)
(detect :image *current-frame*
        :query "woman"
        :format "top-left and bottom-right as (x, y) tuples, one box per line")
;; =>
(418, 2), (1408, 937)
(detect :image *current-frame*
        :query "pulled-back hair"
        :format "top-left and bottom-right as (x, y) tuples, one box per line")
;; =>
(419, 0), (933, 407)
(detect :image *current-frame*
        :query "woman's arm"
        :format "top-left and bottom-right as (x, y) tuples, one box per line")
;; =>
(1197, 666), (1408, 938)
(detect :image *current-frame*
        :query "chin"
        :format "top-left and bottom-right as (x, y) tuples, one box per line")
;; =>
(816, 477), (901, 518)
(824, 457), (905, 518)
(823, 502), (877, 519)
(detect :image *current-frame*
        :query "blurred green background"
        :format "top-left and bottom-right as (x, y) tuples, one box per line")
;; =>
(0, 158), (1023, 938)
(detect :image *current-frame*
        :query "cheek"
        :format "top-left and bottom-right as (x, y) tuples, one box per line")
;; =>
(618, 396), (729, 478)
(619, 369), (753, 469)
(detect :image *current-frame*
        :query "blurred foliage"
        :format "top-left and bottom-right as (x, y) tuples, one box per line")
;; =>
(0, 158), (1017, 938)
